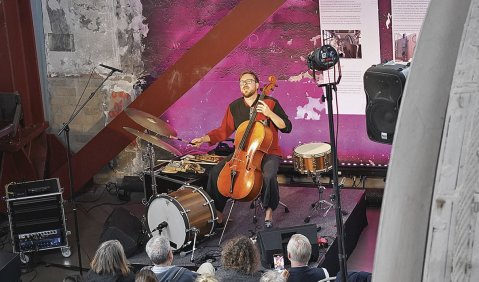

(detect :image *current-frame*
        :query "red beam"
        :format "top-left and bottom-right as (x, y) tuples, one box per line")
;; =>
(0, 0), (44, 125)
(51, 0), (286, 191)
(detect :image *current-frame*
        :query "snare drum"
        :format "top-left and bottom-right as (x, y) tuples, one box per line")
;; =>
(146, 185), (216, 250)
(293, 142), (332, 174)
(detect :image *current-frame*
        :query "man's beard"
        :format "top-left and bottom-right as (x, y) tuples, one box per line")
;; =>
(242, 87), (256, 98)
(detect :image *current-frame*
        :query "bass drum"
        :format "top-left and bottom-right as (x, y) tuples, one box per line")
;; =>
(146, 185), (216, 250)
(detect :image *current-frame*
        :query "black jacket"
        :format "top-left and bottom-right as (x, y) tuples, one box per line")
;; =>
(153, 266), (198, 282)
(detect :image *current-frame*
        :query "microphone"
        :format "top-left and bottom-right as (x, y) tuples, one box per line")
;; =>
(157, 221), (168, 230)
(180, 249), (193, 257)
(151, 221), (168, 233)
(99, 63), (123, 73)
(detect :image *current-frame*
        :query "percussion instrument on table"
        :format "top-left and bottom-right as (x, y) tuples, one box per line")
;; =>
(146, 185), (217, 251)
(293, 142), (332, 174)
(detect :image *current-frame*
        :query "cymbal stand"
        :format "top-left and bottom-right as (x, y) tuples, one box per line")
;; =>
(139, 143), (158, 244)
(304, 172), (333, 223)
(141, 142), (158, 205)
(148, 143), (158, 198)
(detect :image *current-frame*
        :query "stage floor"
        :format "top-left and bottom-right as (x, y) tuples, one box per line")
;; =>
(0, 185), (367, 281)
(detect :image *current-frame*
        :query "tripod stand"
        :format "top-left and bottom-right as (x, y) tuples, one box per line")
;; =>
(304, 172), (333, 223)
(58, 68), (117, 274)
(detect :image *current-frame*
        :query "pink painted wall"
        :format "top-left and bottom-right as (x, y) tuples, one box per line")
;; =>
(140, 0), (393, 166)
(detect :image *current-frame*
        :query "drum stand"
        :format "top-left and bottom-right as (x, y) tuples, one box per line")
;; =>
(304, 172), (334, 223)
(190, 227), (199, 262)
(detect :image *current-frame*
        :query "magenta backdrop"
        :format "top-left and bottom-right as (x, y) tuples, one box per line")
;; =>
(141, 0), (393, 165)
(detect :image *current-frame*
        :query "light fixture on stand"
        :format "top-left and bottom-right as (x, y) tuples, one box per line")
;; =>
(307, 44), (347, 281)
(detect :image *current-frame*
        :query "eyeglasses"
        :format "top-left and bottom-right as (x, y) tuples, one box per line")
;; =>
(239, 79), (256, 86)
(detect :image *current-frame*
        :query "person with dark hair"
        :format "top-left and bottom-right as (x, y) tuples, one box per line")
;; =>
(215, 235), (263, 281)
(192, 70), (292, 229)
(286, 234), (329, 282)
(63, 274), (84, 282)
(84, 240), (135, 282)
(334, 271), (372, 282)
(145, 235), (214, 282)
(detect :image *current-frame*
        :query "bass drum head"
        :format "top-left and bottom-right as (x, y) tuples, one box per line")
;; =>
(146, 195), (187, 251)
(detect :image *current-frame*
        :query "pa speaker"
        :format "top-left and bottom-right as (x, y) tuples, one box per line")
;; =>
(364, 63), (409, 144)
(100, 208), (142, 257)
(256, 224), (319, 268)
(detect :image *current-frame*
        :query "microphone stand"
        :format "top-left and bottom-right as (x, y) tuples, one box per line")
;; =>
(58, 69), (117, 275)
(312, 65), (348, 281)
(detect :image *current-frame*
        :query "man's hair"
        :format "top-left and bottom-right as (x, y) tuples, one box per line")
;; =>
(221, 235), (260, 275)
(90, 240), (131, 276)
(145, 235), (171, 265)
(240, 70), (260, 83)
(287, 234), (312, 265)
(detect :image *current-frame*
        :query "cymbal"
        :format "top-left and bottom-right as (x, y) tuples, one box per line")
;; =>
(124, 108), (177, 137)
(123, 127), (181, 156)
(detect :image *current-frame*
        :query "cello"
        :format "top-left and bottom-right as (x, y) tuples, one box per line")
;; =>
(217, 76), (277, 201)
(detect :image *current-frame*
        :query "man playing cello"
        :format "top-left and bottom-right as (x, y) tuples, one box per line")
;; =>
(191, 71), (292, 229)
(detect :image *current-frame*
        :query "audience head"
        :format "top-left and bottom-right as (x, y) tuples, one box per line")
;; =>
(287, 234), (312, 265)
(221, 235), (260, 275)
(135, 268), (158, 282)
(260, 270), (288, 282)
(63, 274), (84, 282)
(146, 235), (173, 266)
(90, 240), (131, 276)
(195, 273), (219, 282)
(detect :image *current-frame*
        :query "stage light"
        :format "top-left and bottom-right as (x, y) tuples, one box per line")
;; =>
(307, 45), (340, 71)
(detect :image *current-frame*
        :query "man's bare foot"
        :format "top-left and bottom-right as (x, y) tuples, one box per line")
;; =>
(265, 207), (273, 221)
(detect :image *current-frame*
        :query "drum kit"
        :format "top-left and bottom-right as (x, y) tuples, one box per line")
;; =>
(123, 108), (218, 261)
(293, 142), (334, 222)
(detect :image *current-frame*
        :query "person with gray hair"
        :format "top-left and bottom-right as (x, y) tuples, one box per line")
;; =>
(286, 234), (329, 282)
(84, 240), (135, 282)
(145, 235), (214, 282)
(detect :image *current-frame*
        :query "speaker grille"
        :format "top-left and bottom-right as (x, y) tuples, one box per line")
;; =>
(367, 99), (397, 133)
(364, 63), (408, 144)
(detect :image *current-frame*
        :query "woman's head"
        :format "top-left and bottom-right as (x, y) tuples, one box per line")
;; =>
(135, 268), (158, 282)
(90, 240), (130, 276)
(195, 273), (218, 282)
(221, 236), (260, 275)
